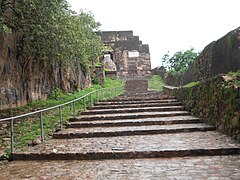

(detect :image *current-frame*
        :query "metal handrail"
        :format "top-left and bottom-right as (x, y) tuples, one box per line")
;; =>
(0, 86), (123, 153)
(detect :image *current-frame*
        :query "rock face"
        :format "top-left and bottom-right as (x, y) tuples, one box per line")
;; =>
(0, 32), (90, 110)
(97, 31), (151, 78)
(164, 74), (240, 142)
(165, 27), (240, 86)
(151, 66), (166, 79)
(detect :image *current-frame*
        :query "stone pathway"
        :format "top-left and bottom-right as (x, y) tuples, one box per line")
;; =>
(0, 91), (240, 179)
(1, 156), (240, 179)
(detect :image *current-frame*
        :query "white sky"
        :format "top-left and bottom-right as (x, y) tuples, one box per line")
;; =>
(67, 0), (240, 68)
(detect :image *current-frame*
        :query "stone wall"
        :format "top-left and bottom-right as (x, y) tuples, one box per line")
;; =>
(94, 66), (104, 85)
(97, 31), (151, 78)
(163, 74), (240, 142)
(160, 27), (240, 86)
(0, 32), (90, 110)
(151, 66), (165, 79)
(105, 71), (117, 79)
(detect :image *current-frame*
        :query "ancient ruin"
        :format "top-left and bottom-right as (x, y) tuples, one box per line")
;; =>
(97, 31), (151, 78)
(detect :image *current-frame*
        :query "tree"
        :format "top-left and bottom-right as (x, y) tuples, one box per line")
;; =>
(0, 0), (104, 74)
(162, 48), (199, 74)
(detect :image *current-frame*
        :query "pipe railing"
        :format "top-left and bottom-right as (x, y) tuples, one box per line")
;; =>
(0, 87), (123, 154)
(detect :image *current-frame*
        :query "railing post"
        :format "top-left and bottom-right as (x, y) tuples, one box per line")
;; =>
(83, 97), (86, 111)
(72, 102), (76, 119)
(90, 93), (93, 107)
(40, 111), (44, 141)
(96, 90), (99, 103)
(59, 106), (63, 130)
(10, 118), (14, 153)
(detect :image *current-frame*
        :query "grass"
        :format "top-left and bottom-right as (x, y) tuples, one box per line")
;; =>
(148, 75), (165, 91)
(183, 81), (200, 88)
(226, 70), (240, 86)
(227, 70), (240, 77)
(0, 78), (124, 158)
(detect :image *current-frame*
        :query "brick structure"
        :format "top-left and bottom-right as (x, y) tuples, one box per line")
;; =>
(97, 31), (151, 78)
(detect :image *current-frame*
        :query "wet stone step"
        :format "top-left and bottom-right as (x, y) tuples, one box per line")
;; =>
(95, 99), (179, 105)
(53, 123), (216, 139)
(81, 106), (185, 115)
(99, 98), (177, 102)
(12, 131), (240, 160)
(91, 102), (182, 110)
(66, 116), (202, 128)
(1, 156), (240, 179)
(70, 111), (191, 121)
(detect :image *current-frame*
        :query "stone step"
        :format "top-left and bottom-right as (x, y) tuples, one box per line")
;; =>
(91, 102), (182, 110)
(70, 111), (191, 122)
(99, 98), (177, 102)
(2, 156), (240, 179)
(66, 116), (202, 128)
(82, 106), (185, 115)
(12, 131), (240, 160)
(53, 123), (216, 139)
(115, 92), (174, 98)
(95, 99), (179, 106)
(125, 79), (148, 93)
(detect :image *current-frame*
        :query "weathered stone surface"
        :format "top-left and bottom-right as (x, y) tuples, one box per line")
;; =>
(97, 31), (151, 78)
(12, 131), (240, 160)
(0, 156), (240, 179)
(71, 111), (191, 121)
(94, 66), (104, 85)
(2, 91), (240, 178)
(164, 74), (240, 142)
(162, 27), (240, 86)
(125, 79), (148, 93)
(54, 123), (215, 139)
(151, 66), (166, 78)
(82, 106), (185, 115)
(95, 99), (178, 105)
(66, 116), (201, 128)
(0, 33), (90, 111)
(91, 101), (182, 110)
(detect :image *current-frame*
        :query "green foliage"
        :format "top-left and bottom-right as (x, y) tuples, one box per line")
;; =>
(183, 81), (200, 88)
(0, 78), (124, 118)
(0, 78), (125, 156)
(227, 33), (233, 47)
(227, 70), (240, 77)
(95, 62), (103, 67)
(49, 88), (64, 100)
(1, 0), (104, 73)
(92, 75), (99, 85)
(104, 68), (111, 72)
(162, 48), (199, 74)
(103, 78), (124, 88)
(148, 75), (165, 91)
(225, 71), (240, 87)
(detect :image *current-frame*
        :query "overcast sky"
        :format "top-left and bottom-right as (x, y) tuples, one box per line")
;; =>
(67, 0), (240, 68)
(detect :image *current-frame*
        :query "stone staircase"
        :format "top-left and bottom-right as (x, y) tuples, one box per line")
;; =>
(12, 91), (240, 161)
(125, 78), (148, 93)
